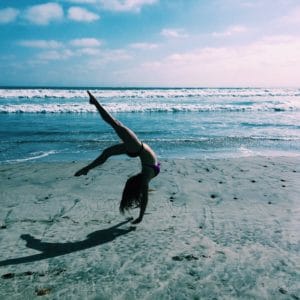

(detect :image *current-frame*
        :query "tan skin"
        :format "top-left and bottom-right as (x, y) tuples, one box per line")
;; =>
(75, 91), (158, 224)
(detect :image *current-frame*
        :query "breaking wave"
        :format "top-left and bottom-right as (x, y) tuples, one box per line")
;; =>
(0, 87), (300, 99)
(1, 87), (300, 113)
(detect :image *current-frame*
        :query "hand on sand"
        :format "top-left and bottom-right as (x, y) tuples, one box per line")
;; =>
(87, 90), (97, 105)
(131, 217), (142, 224)
(20, 234), (33, 242)
(74, 167), (89, 176)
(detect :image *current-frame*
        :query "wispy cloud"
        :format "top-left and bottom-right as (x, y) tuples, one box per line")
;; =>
(67, 0), (97, 3)
(77, 48), (101, 55)
(70, 38), (102, 47)
(165, 35), (300, 69)
(100, 49), (132, 62)
(130, 42), (158, 50)
(216, 0), (261, 8)
(280, 6), (300, 25)
(212, 25), (248, 37)
(99, 0), (158, 12)
(68, 7), (100, 22)
(161, 28), (189, 38)
(0, 7), (19, 24)
(37, 49), (74, 60)
(85, 49), (132, 69)
(19, 38), (103, 62)
(135, 35), (300, 86)
(24, 3), (63, 25)
(19, 40), (63, 49)
(65, 0), (158, 12)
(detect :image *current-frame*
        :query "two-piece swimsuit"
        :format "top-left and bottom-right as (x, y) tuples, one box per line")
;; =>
(126, 143), (160, 177)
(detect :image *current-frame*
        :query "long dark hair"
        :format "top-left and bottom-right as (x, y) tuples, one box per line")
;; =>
(120, 173), (143, 214)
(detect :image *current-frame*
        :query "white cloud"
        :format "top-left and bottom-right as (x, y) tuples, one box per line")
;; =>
(102, 49), (132, 61)
(38, 49), (74, 60)
(0, 7), (19, 24)
(78, 48), (101, 55)
(215, 0), (261, 9)
(86, 50), (132, 68)
(67, 0), (97, 3)
(74, 48), (132, 64)
(130, 42), (158, 50)
(161, 28), (189, 39)
(133, 35), (300, 86)
(64, 0), (158, 13)
(212, 25), (248, 37)
(24, 3), (63, 25)
(70, 38), (102, 47)
(19, 40), (63, 49)
(100, 0), (158, 12)
(68, 7), (100, 22)
(21, 38), (104, 61)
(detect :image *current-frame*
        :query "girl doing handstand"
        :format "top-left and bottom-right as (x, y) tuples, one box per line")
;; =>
(75, 91), (160, 224)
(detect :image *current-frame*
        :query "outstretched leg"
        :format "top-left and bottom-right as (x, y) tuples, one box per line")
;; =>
(88, 91), (141, 152)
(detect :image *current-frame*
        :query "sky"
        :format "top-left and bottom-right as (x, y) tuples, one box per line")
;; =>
(0, 0), (300, 87)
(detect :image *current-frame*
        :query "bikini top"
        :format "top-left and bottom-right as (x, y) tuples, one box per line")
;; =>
(127, 143), (161, 177)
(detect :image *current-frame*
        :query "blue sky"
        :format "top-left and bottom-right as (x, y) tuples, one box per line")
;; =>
(0, 0), (300, 87)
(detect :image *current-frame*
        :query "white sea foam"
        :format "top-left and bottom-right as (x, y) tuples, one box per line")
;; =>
(0, 104), (95, 113)
(0, 100), (300, 113)
(0, 104), (299, 113)
(5, 150), (58, 163)
(1, 87), (300, 113)
(0, 87), (300, 99)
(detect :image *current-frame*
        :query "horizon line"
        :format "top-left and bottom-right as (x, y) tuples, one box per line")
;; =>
(1, 85), (299, 89)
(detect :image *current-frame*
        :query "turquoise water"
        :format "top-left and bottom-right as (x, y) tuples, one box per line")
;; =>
(1, 87), (300, 162)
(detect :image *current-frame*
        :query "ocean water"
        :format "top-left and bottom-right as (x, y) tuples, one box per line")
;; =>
(1, 87), (300, 163)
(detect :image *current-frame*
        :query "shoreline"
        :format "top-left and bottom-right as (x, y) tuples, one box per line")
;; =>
(2, 152), (300, 165)
(1, 156), (299, 299)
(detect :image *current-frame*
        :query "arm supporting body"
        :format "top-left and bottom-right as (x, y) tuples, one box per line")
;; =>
(132, 181), (149, 224)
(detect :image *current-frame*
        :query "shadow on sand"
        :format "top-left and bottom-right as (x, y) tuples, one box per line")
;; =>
(0, 219), (136, 266)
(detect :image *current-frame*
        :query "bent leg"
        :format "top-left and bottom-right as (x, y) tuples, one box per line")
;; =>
(74, 143), (126, 176)
(87, 143), (126, 170)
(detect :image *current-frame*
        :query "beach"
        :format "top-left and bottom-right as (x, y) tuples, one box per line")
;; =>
(1, 157), (299, 299)
(1, 0), (300, 297)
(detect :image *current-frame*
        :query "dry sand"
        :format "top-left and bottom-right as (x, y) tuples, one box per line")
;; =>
(0, 157), (299, 299)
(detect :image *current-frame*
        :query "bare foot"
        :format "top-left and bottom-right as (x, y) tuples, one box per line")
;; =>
(74, 167), (89, 176)
(87, 90), (97, 105)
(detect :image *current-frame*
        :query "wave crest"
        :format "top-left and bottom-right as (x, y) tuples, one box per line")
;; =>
(0, 103), (297, 113)
(1, 87), (300, 99)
